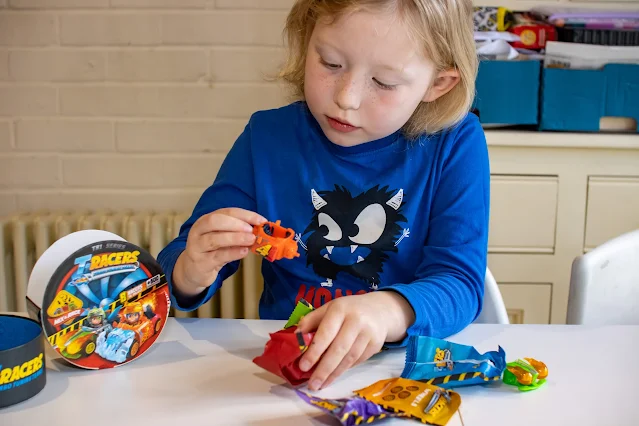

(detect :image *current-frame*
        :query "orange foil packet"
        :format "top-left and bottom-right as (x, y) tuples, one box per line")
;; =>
(354, 378), (461, 426)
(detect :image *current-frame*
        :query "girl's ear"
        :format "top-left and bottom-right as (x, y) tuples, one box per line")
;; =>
(422, 69), (460, 102)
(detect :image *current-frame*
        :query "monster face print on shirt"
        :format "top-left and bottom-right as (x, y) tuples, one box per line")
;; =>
(296, 185), (410, 291)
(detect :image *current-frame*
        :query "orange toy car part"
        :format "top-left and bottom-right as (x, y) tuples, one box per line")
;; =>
(502, 357), (548, 391)
(251, 220), (300, 262)
(524, 357), (548, 380)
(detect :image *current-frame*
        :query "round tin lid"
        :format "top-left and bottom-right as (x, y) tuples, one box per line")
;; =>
(0, 314), (47, 408)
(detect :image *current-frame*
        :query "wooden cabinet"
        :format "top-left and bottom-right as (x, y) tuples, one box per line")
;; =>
(485, 131), (639, 325)
(499, 283), (552, 324)
(473, 0), (639, 7)
(489, 175), (558, 253)
(584, 177), (639, 251)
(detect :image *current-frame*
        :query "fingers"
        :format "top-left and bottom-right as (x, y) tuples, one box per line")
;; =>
(206, 246), (252, 267)
(211, 208), (267, 230)
(181, 208), (266, 292)
(220, 208), (267, 226)
(193, 208), (266, 236)
(296, 296), (388, 391)
(319, 333), (370, 390)
(190, 208), (266, 255)
(298, 305), (344, 374)
(196, 231), (256, 253)
(194, 212), (253, 235)
(354, 339), (384, 367)
(304, 316), (359, 391)
(296, 305), (326, 334)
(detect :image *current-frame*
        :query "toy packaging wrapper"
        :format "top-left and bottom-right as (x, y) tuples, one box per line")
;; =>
(354, 378), (461, 426)
(400, 336), (506, 388)
(503, 358), (548, 391)
(284, 298), (314, 329)
(252, 326), (315, 386)
(296, 390), (406, 426)
(253, 299), (318, 385)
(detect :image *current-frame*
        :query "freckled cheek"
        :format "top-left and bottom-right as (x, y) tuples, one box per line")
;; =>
(305, 71), (321, 101)
(307, 68), (335, 97)
(367, 91), (404, 122)
(307, 62), (330, 84)
(376, 91), (401, 107)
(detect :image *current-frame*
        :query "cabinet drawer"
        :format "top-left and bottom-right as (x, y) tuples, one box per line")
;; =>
(498, 283), (552, 324)
(489, 175), (558, 253)
(585, 177), (639, 251)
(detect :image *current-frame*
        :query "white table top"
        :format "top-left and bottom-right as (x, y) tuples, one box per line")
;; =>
(1, 317), (638, 426)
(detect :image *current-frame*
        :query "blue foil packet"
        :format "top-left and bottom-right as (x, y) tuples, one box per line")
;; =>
(400, 336), (506, 388)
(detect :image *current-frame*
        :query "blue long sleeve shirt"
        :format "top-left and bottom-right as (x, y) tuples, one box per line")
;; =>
(157, 101), (490, 341)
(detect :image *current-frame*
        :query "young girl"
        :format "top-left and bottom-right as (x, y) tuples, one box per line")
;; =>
(158, 0), (489, 391)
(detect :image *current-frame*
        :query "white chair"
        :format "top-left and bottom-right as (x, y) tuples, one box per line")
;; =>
(474, 268), (510, 324)
(566, 229), (639, 325)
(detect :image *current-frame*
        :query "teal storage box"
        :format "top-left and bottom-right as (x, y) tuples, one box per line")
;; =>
(472, 59), (541, 126)
(540, 64), (639, 132)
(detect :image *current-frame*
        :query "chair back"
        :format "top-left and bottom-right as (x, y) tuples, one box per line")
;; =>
(567, 229), (639, 325)
(474, 268), (510, 324)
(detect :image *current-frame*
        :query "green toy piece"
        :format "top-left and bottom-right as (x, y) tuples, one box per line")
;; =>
(502, 358), (547, 391)
(284, 298), (314, 329)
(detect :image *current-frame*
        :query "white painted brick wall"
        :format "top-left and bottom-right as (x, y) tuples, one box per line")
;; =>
(0, 13), (58, 46)
(0, 0), (294, 215)
(10, 50), (107, 81)
(15, 119), (114, 151)
(0, 0), (633, 220)
(0, 86), (58, 115)
(0, 154), (61, 188)
(9, 0), (109, 8)
(0, 121), (11, 151)
(0, 50), (8, 80)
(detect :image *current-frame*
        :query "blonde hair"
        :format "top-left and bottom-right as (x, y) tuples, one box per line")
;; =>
(278, 0), (478, 137)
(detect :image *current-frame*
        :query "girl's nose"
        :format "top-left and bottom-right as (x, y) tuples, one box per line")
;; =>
(334, 73), (362, 111)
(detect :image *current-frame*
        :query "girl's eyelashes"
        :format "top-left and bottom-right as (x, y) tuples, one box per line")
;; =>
(320, 58), (341, 70)
(372, 78), (396, 90)
(318, 55), (398, 90)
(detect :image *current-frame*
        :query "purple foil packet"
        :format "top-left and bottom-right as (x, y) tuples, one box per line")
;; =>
(296, 390), (405, 425)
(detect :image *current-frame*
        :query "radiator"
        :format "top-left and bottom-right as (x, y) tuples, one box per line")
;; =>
(0, 211), (263, 319)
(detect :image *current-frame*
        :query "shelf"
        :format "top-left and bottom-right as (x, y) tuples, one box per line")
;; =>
(484, 130), (639, 150)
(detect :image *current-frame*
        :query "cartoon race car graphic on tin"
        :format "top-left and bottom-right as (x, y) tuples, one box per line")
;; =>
(95, 301), (162, 364)
(250, 220), (300, 262)
(57, 307), (111, 360)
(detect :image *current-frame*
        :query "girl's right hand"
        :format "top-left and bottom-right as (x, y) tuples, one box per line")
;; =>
(172, 208), (266, 297)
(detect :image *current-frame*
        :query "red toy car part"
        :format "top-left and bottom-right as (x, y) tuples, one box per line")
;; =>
(250, 220), (300, 262)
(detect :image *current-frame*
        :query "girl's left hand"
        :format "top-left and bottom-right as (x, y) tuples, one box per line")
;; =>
(296, 290), (415, 391)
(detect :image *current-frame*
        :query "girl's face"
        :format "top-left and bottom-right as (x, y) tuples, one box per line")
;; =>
(304, 8), (437, 147)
